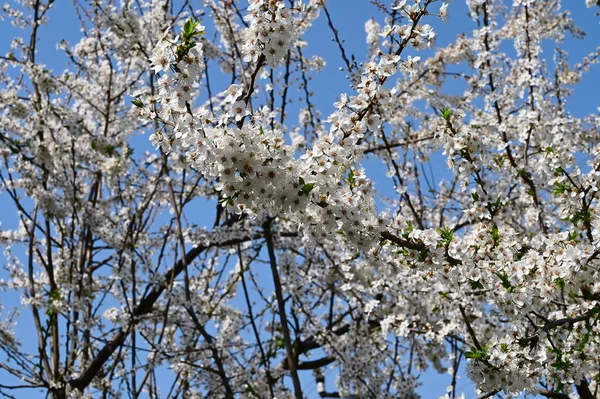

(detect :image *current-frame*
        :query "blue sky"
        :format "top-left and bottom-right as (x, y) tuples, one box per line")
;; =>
(0, 1), (599, 398)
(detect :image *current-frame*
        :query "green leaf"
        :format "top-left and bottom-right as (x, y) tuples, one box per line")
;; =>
(218, 196), (233, 206)
(183, 18), (202, 39)
(275, 337), (285, 349)
(184, 19), (194, 36)
(552, 182), (566, 195)
(298, 182), (315, 196)
(440, 107), (452, 122)
(131, 99), (144, 108)
(568, 231), (579, 241)
(403, 221), (413, 239)
(555, 277), (565, 289)
(514, 250), (525, 261)
(437, 227), (454, 245)
(347, 169), (356, 185)
(495, 271), (514, 293)
(465, 348), (488, 361)
(491, 225), (500, 246)
(469, 279), (485, 290)
(49, 288), (61, 301)
(571, 210), (591, 226)
(551, 357), (572, 371)
(492, 197), (502, 214)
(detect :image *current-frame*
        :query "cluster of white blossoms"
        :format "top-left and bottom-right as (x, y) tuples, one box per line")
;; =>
(242, 0), (296, 66)
(139, 1), (464, 275)
(365, 18), (381, 53)
(379, 0), (438, 49)
(141, 2), (438, 252)
(142, 21), (205, 152)
(142, 24), (309, 218)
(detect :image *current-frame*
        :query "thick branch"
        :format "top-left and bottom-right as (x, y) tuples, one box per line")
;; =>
(541, 308), (598, 333)
(69, 232), (258, 392)
(264, 221), (303, 399)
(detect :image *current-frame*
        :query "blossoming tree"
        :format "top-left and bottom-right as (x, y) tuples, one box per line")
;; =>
(1, 0), (600, 398)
